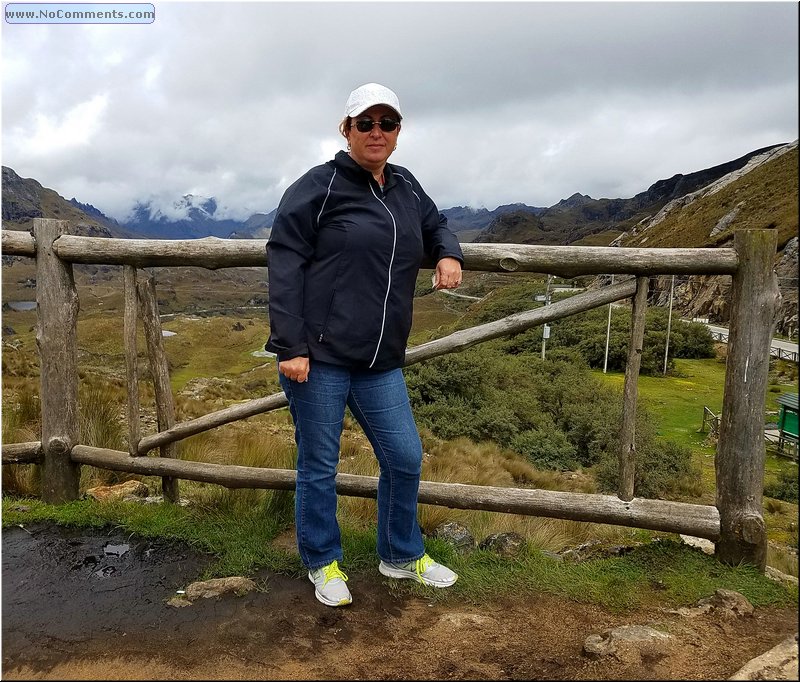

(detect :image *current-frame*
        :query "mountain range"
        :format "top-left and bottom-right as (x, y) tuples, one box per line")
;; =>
(2, 141), (797, 336)
(0, 143), (788, 247)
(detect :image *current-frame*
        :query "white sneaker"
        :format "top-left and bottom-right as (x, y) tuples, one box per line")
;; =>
(379, 553), (458, 587)
(308, 560), (352, 607)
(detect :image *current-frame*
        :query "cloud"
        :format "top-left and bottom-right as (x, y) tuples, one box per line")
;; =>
(2, 1), (797, 222)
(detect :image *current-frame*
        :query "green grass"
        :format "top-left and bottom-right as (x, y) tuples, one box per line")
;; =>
(594, 358), (725, 450)
(595, 357), (799, 486)
(593, 358), (724, 494)
(3, 498), (795, 611)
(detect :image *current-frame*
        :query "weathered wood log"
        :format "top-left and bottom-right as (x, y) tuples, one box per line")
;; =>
(716, 230), (780, 571)
(136, 272), (179, 503)
(618, 276), (649, 501)
(34, 219), (81, 502)
(138, 279), (638, 453)
(137, 392), (289, 454)
(124, 266), (141, 457)
(2, 441), (43, 464)
(71, 445), (721, 539)
(1, 229), (36, 256)
(404, 277), (638, 365)
(47, 233), (739, 275)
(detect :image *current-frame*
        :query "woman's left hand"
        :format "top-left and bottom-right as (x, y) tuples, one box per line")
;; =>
(433, 257), (462, 290)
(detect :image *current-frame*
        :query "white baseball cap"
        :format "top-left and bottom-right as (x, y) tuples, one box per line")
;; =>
(344, 83), (402, 119)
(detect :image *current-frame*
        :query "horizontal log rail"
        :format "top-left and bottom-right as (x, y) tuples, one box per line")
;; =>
(137, 278), (638, 453)
(405, 277), (637, 363)
(2, 229), (35, 255)
(71, 445), (721, 540)
(2, 441), (43, 464)
(1, 230), (739, 276)
(138, 392), (289, 454)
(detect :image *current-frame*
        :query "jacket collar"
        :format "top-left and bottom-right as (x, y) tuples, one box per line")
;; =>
(334, 150), (397, 191)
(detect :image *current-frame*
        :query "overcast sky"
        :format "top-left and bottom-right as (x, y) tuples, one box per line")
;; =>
(2, 1), (798, 223)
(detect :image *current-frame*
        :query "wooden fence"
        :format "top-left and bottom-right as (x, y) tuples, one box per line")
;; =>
(1, 219), (782, 570)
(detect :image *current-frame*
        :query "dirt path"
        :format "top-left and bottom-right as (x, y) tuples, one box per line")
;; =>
(2, 523), (797, 680)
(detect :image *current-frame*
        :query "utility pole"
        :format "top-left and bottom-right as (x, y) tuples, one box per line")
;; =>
(603, 274), (614, 373)
(663, 274), (675, 375)
(541, 274), (553, 360)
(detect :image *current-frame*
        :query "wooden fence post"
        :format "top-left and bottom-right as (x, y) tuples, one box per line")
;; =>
(716, 229), (780, 570)
(618, 276), (649, 501)
(136, 271), (180, 503)
(124, 266), (141, 457)
(34, 218), (81, 502)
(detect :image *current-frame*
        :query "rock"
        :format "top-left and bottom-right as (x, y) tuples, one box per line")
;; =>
(167, 596), (192, 608)
(698, 588), (754, 618)
(478, 532), (524, 557)
(232, 322), (245, 331)
(728, 633), (799, 680)
(431, 521), (475, 553)
(184, 576), (257, 601)
(667, 603), (713, 619)
(709, 201), (745, 237)
(85, 480), (149, 502)
(679, 534), (715, 555)
(559, 539), (639, 563)
(2, 325), (16, 336)
(766, 566), (799, 589)
(583, 633), (617, 659)
(583, 624), (673, 664)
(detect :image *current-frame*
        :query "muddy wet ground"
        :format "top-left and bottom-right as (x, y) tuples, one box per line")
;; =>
(2, 522), (798, 680)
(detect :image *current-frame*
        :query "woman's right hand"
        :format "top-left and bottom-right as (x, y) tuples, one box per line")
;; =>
(278, 356), (310, 383)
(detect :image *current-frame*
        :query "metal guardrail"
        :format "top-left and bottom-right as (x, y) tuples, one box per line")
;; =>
(772, 347), (799, 363)
(708, 329), (798, 363)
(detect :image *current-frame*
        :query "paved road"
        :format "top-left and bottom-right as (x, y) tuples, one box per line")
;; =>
(702, 323), (798, 362)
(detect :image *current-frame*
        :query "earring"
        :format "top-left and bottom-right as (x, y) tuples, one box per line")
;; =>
(347, 142), (351, 151)
(393, 144), (397, 151)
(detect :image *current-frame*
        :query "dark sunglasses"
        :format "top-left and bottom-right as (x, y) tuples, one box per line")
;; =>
(353, 117), (400, 133)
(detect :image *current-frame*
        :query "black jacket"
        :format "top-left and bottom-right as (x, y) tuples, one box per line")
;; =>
(266, 150), (464, 371)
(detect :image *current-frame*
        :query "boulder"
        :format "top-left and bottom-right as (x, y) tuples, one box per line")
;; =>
(698, 588), (754, 618)
(85, 480), (149, 502)
(729, 633), (799, 680)
(478, 532), (525, 557)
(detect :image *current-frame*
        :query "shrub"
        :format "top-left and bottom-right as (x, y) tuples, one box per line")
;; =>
(539, 305), (715, 375)
(594, 438), (701, 499)
(511, 426), (578, 471)
(764, 468), (799, 504)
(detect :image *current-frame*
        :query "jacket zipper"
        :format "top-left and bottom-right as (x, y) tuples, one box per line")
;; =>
(368, 181), (397, 368)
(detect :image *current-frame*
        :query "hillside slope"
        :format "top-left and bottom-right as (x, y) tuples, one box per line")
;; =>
(473, 144), (787, 246)
(617, 142), (798, 338)
(2, 166), (114, 238)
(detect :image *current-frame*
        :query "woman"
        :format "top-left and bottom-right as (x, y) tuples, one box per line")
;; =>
(266, 83), (464, 607)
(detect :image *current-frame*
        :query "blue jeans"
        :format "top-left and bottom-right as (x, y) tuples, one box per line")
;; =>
(279, 361), (425, 570)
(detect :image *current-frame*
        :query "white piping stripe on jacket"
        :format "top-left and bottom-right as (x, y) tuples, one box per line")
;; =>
(393, 172), (421, 203)
(316, 168), (337, 226)
(368, 182), (398, 369)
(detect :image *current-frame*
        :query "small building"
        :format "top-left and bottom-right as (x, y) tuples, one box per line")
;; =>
(776, 392), (798, 459)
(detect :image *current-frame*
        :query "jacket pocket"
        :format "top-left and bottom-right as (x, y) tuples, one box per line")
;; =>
(317, 290), (336, 342)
